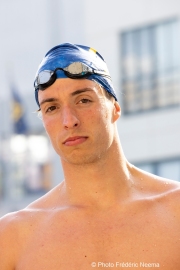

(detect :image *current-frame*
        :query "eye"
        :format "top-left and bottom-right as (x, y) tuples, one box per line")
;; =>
(46, 105), (57, 112)
(78, 98), (92, 104)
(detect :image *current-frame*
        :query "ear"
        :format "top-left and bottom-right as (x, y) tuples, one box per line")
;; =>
(113, 101), (121, 122)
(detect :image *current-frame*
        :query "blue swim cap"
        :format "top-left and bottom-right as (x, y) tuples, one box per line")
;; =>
(34, 43), (117, 106)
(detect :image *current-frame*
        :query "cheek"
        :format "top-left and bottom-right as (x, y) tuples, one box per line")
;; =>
(42, 118), (57, 137)
(97, 104), (111, 123)
(43, 119), (60, 152)
(80, 109), (96, 125)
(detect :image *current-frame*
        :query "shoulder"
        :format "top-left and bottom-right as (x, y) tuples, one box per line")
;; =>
(0, 182), (66, 232)
(26, 181), (65, 210)
(0, 208), (36, 238)
(0, 211), (21, 244)
(0, 210), (28, 269)
(133, 165), (180, 216)
(132, 164), (180, 193)
(0, 204), (47, 268)
(0, 190), (54, 266)
(159, 180), (180, 218)
(0, 182), (65, 269)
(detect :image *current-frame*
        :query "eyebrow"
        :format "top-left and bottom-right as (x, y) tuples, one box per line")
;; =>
(71, 88), (93, 96)
(39, 98), (59, 107)
(39, 88), (94, 107)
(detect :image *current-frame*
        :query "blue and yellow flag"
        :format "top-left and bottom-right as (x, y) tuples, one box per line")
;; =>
(11, 85), (28, 134)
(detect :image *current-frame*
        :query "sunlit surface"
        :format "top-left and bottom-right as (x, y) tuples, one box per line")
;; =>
(10, 135), (49, 162)
(0, 134), (52, 215)
(10, 135), (27, 153)
(28, 136), (49, 163)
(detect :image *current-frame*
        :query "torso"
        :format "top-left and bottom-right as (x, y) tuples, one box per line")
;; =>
(1, 170), (180, 270)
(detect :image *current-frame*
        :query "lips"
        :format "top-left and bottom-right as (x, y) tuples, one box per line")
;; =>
(63, 136), (88, 146)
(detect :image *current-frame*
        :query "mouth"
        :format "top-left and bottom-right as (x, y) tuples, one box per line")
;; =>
(63, 136), (88, 146)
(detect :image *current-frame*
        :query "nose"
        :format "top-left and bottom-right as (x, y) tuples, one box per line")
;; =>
(62, 106), (80, 129)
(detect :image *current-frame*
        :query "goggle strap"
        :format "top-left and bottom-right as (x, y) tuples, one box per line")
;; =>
(94, 70), (108, 75)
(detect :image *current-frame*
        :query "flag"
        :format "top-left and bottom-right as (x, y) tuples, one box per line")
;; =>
(11, 85), (28, 134)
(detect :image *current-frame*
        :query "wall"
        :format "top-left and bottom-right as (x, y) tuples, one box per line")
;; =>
(83, 0), (180, 164)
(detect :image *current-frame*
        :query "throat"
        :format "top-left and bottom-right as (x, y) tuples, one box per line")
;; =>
(60, 159), (133, 208)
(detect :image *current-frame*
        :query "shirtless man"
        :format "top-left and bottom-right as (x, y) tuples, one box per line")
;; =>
(0, 43), (180, 270)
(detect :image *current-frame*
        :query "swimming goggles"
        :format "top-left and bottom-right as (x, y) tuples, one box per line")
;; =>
(34, 62), (111, 90)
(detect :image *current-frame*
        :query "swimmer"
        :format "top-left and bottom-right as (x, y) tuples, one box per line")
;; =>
(0, 43), (180, 269)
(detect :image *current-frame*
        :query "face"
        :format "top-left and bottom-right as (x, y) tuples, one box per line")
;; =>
(38, 78), (120, 166)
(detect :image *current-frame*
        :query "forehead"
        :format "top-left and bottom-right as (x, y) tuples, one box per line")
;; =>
(38, 78), (102, 102)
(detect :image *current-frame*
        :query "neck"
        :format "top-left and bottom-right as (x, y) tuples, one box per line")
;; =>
(59, 136), (134, 209)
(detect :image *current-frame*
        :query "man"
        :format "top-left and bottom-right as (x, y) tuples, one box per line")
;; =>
(0, 43), (180, 269)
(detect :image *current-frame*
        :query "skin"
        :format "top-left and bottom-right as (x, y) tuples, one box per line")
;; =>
(0, 78), (180, 269)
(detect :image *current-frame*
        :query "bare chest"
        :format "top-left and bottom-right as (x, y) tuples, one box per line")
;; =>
(16, 210), (180, 270)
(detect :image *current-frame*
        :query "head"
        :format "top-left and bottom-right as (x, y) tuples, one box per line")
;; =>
(34, 43), (120, 165)
(34, 43), (117, 107)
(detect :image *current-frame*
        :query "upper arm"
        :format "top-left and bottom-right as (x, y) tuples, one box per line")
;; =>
(0, 213), (18, 269)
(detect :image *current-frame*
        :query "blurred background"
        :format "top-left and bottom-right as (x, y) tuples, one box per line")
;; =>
(0, 0), (180, 217)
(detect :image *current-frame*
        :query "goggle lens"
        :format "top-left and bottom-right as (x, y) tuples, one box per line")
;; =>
(64, 62), (89, 75)
(38, 71), (52, 84)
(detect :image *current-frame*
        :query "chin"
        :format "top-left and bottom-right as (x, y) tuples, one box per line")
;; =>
(60, 151), (104, 166)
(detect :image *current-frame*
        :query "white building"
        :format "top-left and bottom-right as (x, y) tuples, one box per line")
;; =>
(0, 0), (180, 216)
